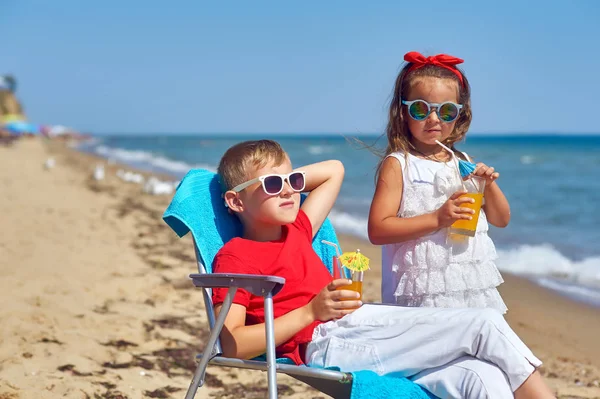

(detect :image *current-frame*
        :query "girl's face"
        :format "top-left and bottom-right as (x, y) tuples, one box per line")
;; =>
(404, 77), (460, 147)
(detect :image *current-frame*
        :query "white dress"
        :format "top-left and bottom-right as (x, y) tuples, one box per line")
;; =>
(381, 152), (507, 313)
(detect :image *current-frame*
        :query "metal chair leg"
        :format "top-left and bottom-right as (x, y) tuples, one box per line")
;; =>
(185, 287), (237, 399)
(264, 292), (278, 399)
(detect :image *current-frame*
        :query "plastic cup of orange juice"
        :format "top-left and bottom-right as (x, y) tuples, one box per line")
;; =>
(448, 175), (486, 238)
(336, 270), (364, 308)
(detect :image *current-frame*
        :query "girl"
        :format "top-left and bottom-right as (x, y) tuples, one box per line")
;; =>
(368, 51), (510, 313)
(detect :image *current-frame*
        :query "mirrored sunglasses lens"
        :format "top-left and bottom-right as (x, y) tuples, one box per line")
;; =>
(288, 172), (305, 191)
(409, 101), (429, 120)
(263, 175), (283, 194)
(438, 103), (459, 122)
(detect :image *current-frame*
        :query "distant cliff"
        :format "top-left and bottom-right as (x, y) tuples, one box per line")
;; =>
(0, 90), (25, 120)
(0, 74), (25, 123)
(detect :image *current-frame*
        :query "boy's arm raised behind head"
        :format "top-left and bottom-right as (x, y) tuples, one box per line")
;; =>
(298, 160), (344, 238)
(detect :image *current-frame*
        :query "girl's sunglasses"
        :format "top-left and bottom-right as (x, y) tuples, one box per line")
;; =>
(231, 171), (306, 196)
(401, 99), (463, 123)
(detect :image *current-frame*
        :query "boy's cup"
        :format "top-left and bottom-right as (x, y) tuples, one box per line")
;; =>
(332, 256), (342, 280)
(448, 175), (486, 238)
(329, 248), (369, 309)
(335, 270), (364, 308)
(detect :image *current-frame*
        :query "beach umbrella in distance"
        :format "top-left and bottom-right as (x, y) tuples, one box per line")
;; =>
(3, 121), (39, 135)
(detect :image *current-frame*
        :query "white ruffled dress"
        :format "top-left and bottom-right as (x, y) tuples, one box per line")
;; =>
(380, 152), (507, 313)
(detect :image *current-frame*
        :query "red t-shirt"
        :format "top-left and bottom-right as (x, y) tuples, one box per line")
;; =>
(212, 210), (333, 365)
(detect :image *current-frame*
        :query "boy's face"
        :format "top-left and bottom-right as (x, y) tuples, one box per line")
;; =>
(227, 156), (301, 227)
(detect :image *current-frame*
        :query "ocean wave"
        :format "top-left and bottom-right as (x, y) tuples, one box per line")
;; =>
(496, 244), (600, 289)
(520, 155), (535, 164)
(93, 145), (215, 175)
(329, 210), (369, 241)
(533, 277), (600, 307)
(307, 145), (335, 155)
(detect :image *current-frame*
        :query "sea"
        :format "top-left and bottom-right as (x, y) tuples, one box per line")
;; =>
(78, 134), (600, 308)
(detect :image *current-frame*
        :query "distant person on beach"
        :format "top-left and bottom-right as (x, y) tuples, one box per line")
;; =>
(210, 139), (553, 398)
(368, 52), (510, 312)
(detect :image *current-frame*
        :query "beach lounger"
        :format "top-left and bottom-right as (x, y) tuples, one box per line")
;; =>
(163, 169), (430, 399)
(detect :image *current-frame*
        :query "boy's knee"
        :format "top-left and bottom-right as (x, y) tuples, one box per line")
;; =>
(461, 366), (512, 399)
(413, 359), (512, 399)
(460, 367), (491, 398)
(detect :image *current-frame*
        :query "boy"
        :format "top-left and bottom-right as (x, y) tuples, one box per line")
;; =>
(212, 140), (554, 399)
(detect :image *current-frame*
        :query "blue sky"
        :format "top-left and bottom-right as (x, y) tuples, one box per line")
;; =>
(2, 1), (599, 135)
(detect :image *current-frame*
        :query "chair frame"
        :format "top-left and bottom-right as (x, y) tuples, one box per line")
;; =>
(185, 240), (353, 399)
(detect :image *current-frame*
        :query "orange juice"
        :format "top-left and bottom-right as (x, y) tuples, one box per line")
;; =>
(336, 281), (363, 309)
(450, 192), (483, 237)
(336, 281), (363, 299)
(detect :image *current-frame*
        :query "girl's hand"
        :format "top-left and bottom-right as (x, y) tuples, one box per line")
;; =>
(472, 162), (500, 184)
(306, 279), (362, 321)
(435, 190), (476, 228)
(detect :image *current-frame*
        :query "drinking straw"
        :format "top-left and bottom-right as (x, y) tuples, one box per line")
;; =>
(321, 240), (346, 278)
(321, 240), (342, 258)
(435, 140), (466, 191)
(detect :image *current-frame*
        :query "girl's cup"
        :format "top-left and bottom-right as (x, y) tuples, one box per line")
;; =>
(448, 175), (486, 238)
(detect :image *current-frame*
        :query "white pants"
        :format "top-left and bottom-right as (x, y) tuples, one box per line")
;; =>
(305, 304), (541, 399)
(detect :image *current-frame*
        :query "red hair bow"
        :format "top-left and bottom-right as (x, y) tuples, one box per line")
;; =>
(404, 51), (465, 86)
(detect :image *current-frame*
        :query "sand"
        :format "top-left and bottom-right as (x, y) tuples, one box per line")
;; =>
(0, 138), (599, 398)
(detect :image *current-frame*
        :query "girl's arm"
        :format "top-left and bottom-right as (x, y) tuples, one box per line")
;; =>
(482, 181), (510, 227)
(368, 157), (440, 245)
(368, 157), (475, 245)
(472, 163), (511, 228)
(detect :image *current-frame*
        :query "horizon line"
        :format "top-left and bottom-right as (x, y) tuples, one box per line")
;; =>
(89, 131), (600, 137)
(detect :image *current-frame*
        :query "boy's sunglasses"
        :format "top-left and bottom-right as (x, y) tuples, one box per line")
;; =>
(401, 99), (463, 123)
(231, 171), (306, 196)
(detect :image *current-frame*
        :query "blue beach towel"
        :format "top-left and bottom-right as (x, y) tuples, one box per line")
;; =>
(350, 370), (433, 399)
(163, 168), (431, 399)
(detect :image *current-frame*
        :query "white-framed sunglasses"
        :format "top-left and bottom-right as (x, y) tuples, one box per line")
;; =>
(231, 171), (306, 196)
(401, 99), (463, 123)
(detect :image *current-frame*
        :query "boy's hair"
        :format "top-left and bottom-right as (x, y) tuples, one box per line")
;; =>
(218, 139), (287, 191)
(376, 58), (472, 175)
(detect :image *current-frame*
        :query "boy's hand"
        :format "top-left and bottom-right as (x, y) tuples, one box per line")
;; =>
(435, 190), (475, 228)
(472, 162), (500, 184)
(306, 279), (362, 321)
